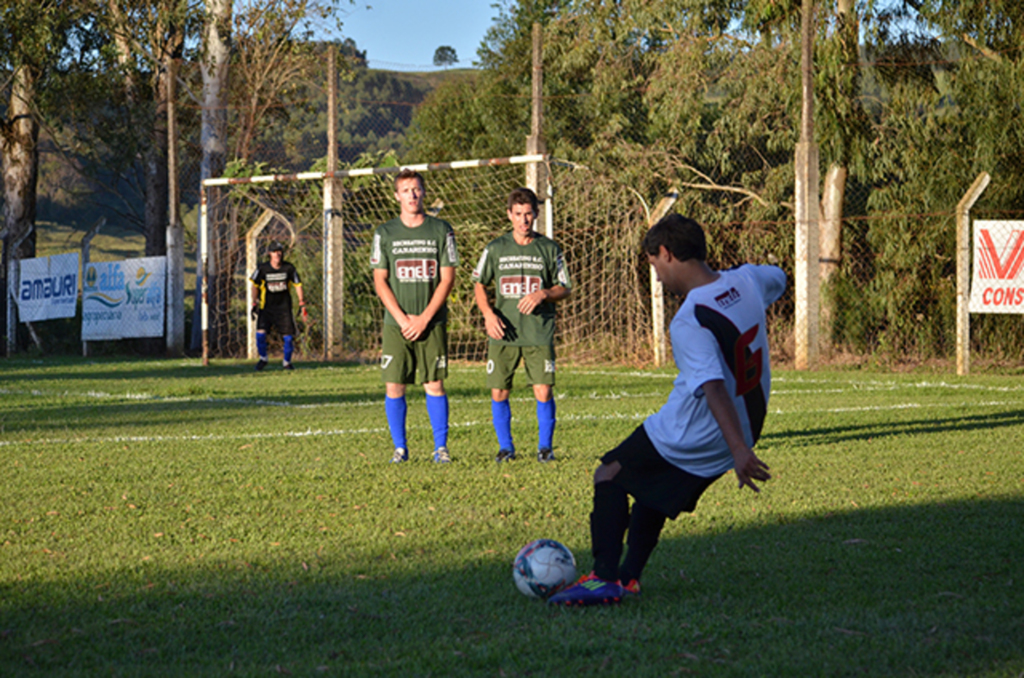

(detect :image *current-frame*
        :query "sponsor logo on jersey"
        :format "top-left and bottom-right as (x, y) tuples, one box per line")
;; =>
(396, 259), (437, 281)
(500, 275), (542, 297)
(714, 287), (741, 309)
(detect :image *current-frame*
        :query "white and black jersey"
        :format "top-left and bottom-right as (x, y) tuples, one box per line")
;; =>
(643, 264), (787, 478)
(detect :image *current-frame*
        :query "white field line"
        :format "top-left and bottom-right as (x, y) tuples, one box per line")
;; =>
(0, 387), (663, 409)
(2, 399), (1021, 450)
(0, 412), (647, 449)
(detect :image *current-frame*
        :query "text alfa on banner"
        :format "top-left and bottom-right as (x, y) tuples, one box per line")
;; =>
(82, 257), (167, 340)
(970, 220), (1024, 314)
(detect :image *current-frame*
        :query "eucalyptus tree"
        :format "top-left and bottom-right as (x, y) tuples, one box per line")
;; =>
(0, 1), (87, 259)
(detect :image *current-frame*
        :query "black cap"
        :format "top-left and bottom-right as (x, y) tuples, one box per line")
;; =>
(268, 241), (285, 253)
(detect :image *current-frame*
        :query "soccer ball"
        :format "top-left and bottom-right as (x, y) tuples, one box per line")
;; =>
(512, 539), (577, 600)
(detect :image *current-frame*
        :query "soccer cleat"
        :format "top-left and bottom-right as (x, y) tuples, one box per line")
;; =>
(254, 359), (268, 372)
(495, 448), (516, 463)
(433, 447), (451, 463)
(537, 448), (555, 463)
(283, 362), (294, 371)
(621, 579), (641, 597)
(547, 572), (623, 606)
(389, 447), (408, 463)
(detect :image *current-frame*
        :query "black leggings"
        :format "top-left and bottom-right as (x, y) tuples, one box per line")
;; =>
(590, 481), (668, 583)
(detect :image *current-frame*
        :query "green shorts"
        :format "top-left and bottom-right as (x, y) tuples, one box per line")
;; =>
(486, 343), (555, 390)
(381, 323), (448, 384)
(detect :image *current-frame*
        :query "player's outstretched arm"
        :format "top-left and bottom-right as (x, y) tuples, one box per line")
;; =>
(703, 379), (771, 492)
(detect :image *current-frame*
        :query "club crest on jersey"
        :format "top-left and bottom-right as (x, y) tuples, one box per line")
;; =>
(500, 275), (542, 298)
(714, 287), (741, 309)
(396, 259), (436, 281)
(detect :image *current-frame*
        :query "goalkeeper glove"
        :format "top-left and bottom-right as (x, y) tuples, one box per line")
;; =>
(251, 303), (259, 320)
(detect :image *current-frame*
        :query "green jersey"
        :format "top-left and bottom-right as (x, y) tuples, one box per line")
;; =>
(472, 231), (571, 347)
(371, 215), (458, 327)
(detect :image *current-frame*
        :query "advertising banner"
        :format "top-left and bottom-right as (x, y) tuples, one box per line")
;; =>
(16, 253), (79, 322)
(969, 221), (1024, 314)
(82, 257), (166, 340)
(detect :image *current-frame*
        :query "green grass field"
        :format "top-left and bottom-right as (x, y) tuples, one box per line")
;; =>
(1, 358), (1022, 676)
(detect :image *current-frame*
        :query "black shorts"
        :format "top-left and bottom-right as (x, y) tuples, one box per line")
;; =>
(601, 425), (722, 519)
(257, 307), (296, 336)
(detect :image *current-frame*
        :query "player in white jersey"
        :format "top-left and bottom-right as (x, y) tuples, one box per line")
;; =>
(549, 214), (787, 606)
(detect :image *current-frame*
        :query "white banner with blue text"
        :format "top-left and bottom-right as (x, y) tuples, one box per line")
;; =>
(16, 253), (80, 322)
(82, 257), (166, 340)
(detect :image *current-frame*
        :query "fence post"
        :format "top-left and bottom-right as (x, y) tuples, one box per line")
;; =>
(324, 44), (345, 360)
(794, 0), (820, 370)
(648, 190), (679, 367)
(956, 172), (991, 376)
(525, 22), (549, 236)
(166, 54), (185, 358)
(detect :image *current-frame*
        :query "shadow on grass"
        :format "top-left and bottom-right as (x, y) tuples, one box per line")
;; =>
(762, 408), (1024, 447)
(1, 498), (1021, 677)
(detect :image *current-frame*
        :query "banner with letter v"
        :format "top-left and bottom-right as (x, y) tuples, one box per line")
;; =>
(970, 220), (1024, 314)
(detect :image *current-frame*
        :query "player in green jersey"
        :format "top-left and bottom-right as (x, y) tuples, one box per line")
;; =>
(472, 187), (572, 463)
(371, 169), (458, 464)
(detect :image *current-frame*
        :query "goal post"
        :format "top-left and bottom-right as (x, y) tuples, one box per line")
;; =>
(199, 154), (547, 365)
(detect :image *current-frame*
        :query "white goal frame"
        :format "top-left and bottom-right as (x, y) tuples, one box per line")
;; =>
(198, 154), (547, 365)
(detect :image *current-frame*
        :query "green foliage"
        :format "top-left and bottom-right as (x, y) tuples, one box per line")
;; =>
(433, 45), (459, 68)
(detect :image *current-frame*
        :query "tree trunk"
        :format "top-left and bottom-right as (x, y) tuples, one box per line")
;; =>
(818, 0), (858, 351)
(193, 0), (231, 354)
(1, 65), (40, 355)
(145, 64), (169, 258)
(2, 65), (39, 260)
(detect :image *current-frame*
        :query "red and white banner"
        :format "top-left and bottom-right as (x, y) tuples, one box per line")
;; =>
(970, 221), (1024, 314)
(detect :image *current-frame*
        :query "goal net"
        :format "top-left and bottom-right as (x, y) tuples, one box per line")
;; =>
(199, 155), (652, 365)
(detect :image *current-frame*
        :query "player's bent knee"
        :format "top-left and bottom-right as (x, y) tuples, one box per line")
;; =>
(593, 461), (621, 485)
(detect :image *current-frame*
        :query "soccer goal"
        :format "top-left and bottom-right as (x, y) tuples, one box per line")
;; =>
(198, 154), (653, 366)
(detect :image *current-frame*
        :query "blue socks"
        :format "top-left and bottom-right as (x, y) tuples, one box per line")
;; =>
(256, 332), (268, 360)
(537, 398), (556, 450)
(387, 393), (449, 453)
(283, 335), (294, 363)
(425, 393), (449, 450)
(491, 399), (514, 451)
(491, 399), (556, 451)
(385, 396), (408, 450)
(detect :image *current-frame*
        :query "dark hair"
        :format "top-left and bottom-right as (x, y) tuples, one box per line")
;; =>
(507, 187), (539, 213)
(268, 241), (285, 253)
(394, 168), (425, 191)
(642, 214), (707, 262)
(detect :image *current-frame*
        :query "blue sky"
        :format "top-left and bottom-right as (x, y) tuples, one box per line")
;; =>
(338, 1), (503, 71)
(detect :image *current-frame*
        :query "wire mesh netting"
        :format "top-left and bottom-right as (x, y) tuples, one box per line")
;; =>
(202, 161), (655, 365)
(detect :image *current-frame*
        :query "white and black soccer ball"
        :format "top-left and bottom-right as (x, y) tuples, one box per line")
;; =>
(512, 538), (577, 600)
